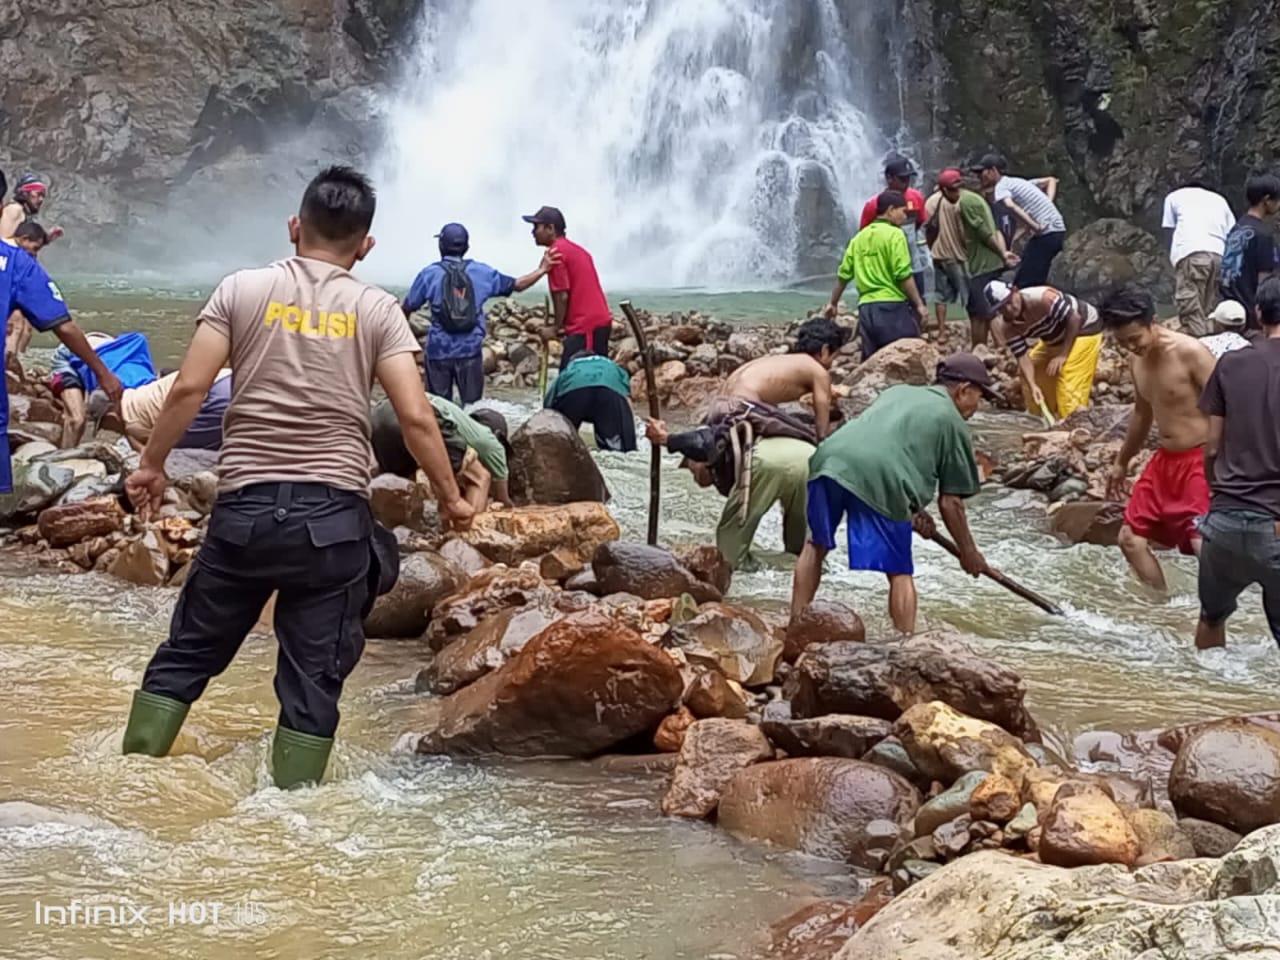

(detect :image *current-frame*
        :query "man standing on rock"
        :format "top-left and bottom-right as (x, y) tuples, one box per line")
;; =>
(825, 191), (926, 360)
(790, 354), (996, 634)
(1162, 182), (1236, 336)
(524, 206), (613, 368)
(1218, 174), (1280, 330)
(858, 156), (931, 296)
(973, 154), (1066, 287)
(925, 169), (970, 346)
(402, 222), (557, 405)
(121, 166), (472, 790)
(1101, 285), (1216, 592)
(943, 172), (1019, 347)
(1195, 276), (1280, 648)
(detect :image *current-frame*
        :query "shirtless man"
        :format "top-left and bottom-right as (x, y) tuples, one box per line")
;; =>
(1100, 285), (1217, 592)
(716, 316), (849, 439)
(0, 174), (62, 241)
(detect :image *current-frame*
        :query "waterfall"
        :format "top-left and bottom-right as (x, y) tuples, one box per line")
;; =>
(370, 0), (887, 290)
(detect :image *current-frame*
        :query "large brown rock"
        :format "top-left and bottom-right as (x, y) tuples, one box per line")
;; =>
(462, 502), (620, 567)
(717, 758), (920, 869)
(894, 701), (1034, 788)
(508, 409), (609, 505)
(785, 634), (1040, 741)
(665, 602), (782, 686)
(969, 773), (1021, 825)
(761, 706), (893, 760)
(661, 719), (774, 818)
(368, 474), (426, 530)
(1169, 720), (1280, 833)
(684, 669), (749, 719)
(106, 531), (169, 586)
(841, 339), (941, 415)
(1049, 500), (1126, 547)
(674, 544), (732, 596)
(414, 611), (683, 758)
(36, 498), (123, 547)
(1039, 784), (1141, 868)
(593, 541), (722, 603)
(1126, 808), (1196, 863)
(362, 551), (465, 640)
(425, 567), (557, 651)
(783, 601), (866, 662)
(418, 604), (562, 694)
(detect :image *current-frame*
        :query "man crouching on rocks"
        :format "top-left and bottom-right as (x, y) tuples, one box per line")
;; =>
(1101, 285), (1216, 593)
(790, 354), (996, 634)
(121, 166), (471, 790)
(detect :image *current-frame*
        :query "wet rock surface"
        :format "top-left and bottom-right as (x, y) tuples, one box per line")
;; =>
(509, 410), (609, 505)
(661, 719), (774, 819)
(664, 602), (783, 687)
(593, 542), (722, 603)
(462, 503), (620, 567)
(1169, 720), (1280, 833)
(362, 551), (466, 640)
(783, 601), (865, 662)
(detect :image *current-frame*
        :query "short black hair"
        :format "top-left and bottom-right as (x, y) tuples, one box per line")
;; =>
(14, 220), (47, 245)
(793, 317), (852, 356)
(1098, 284), (1155, 329)
(299, 165), (376, 244)
(1246, 174), (1280, 206)
(1258, 276), (1280, 327)
(877, 190), (907, 215)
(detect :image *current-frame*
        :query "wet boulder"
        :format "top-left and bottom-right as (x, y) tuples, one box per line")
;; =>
(783, 600), (865, 662)
(414, 611), (683, 758)
(968, 773), (1021, 825)
(508, 409), (609, 505)
(0, 462), (76, 521)
(361, 551), (465, 640)
(684, 669), (749, 719)
(1178, 817), (1242, 859)
(1050, 218), (1174, 305)
(1126, 808), (1196, 863)
(1038, 784), (1141, 868)
(368, 474), (425, 530)
(425, 567), (558, 651)
(653, 706), (697, 752)
(106, 530), (170, 586)
(1169, 720), (1280, 833)
(438, 538), (490, 576)
(1049, 500), (1126, 547)
(593, 541), (722, 603)
(462, 502), (619, 567)
(765, 898), (879, 960)
(717, 757), (920, 869)
(915, 770), (989, 837)
(36, 498), (124, 547)
(785, 633), (1040, 741)
(761, 703), (892, 760)
(841, 338), (940, 416)
(661, 718), (774, 818)
(417, 603), (562, 694)
(673, 544), (732, 596)
(664, 602), (782, 686)
(895, 701), (1034, 788)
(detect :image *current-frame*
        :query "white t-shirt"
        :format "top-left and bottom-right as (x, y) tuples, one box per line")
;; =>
(1162, 187), (1236, 265)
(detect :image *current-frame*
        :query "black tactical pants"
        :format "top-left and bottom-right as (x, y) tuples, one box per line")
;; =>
(141, 482), (373, 739)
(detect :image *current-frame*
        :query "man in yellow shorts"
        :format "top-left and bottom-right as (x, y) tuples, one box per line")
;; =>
(984, 279), (1102, 419)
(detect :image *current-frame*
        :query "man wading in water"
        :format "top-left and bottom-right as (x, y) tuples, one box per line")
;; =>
(1101, 285), (1216, 593)
(121, 166), (472, 789)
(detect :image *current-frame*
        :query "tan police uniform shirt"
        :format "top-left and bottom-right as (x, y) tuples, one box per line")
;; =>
(197, 256), (420, 495)
(122, 369), (231, 434)
(925, 191), (967, 262)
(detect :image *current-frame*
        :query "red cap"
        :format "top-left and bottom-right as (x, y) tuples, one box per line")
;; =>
(938, 168), (964, 188)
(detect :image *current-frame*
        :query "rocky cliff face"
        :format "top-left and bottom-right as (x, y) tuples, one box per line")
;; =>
(0, 0), (423, 268)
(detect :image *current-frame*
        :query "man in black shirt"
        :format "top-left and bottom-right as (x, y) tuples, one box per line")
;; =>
(1196, 275), (1280, 649)
(1219, 174), (1280, 329)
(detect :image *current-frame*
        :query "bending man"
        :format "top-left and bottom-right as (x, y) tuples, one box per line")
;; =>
(544, 352), (636, 452)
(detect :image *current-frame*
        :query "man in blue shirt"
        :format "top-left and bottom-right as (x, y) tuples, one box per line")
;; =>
(402, 223), (557, 404)
(0, 240), (123, 491)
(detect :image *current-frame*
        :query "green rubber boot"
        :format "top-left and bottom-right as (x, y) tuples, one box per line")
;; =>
(121, 690), (190, 757)
(271, 726), (334, 790)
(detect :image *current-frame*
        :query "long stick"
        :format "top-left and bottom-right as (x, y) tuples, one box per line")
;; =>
(620, 301), (661, 546)
(537, 296), (551, 399)
(926, 530), (1064, 616)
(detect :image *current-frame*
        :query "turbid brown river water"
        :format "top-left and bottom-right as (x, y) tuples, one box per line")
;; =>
(3, 286), (1278, 958)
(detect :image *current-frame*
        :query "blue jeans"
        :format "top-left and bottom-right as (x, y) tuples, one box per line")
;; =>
(1198, 509), (1280, 644)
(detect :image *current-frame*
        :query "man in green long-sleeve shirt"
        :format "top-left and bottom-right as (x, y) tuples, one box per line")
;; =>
(937, 167), (1019, 347)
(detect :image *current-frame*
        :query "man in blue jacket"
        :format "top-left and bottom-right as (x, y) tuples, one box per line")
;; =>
(402, 223), (557, 404)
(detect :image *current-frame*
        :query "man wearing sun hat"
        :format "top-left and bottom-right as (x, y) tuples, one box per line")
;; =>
(790, 353), (997, 634)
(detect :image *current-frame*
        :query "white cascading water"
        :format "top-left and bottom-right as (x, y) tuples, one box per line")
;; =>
(370, 0), (886, 289)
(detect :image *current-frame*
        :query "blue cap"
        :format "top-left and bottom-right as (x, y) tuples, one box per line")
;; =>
(435, 222), (469, 255)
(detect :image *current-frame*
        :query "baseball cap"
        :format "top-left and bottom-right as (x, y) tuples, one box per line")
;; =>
(1209, 299), (1248, 328)
(983, 279), (1015, 314)
(884, 155), (916, 179)
(667, 426), (717, 467)
(435, 222), (469, 254)
(938, 168), (964, 188)
(969, 153), (1007, 174)
(521, 205), (566, 232)
(936, 353), (1001, 402)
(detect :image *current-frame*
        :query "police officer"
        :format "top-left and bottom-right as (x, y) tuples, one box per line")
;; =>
(122, 166), (473, 789)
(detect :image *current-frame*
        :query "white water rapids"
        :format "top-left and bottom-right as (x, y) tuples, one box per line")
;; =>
(370, 0), (885, 288)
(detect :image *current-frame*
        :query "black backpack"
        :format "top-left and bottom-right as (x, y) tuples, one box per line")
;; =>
(432, 259), (478, 334)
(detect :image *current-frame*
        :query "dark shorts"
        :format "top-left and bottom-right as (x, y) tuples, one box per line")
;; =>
(1198, 509), (1280, 644)
(806, 476), (914, 575)
(548, 385), (637, 452)
(561, 327), (610, 369)
(932, 260), (968, 306)
(857, 301), (920, 361)
(425, 354), (484, 406)
(1013, 231), (1066, 288)
(967, 269), (1006, 320)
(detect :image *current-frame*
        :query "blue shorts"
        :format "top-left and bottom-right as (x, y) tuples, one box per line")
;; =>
(806, 477), (914, 575)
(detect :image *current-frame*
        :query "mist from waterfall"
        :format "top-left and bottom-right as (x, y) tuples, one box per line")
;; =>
(370, 0), (887, 290)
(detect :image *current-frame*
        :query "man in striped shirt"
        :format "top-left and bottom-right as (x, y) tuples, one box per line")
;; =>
(973, 154), (1066, 287)
(985, 279), (1103, 419)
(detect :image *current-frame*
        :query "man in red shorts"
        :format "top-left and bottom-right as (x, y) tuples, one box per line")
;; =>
(1101, 285), (1217, 592)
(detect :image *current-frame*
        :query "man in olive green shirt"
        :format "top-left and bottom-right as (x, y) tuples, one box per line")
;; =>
(825, 190), (928, 359)
(790, 354), (998, 634)
(942, 174), (1019, 347)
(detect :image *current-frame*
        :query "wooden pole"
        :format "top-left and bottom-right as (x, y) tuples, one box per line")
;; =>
(620, 301), (661, 546)
(926, 530), (1064, 616)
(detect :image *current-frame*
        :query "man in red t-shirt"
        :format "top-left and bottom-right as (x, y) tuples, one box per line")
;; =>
(523, 205), (613, 368)
(859, 157), (930, 296)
